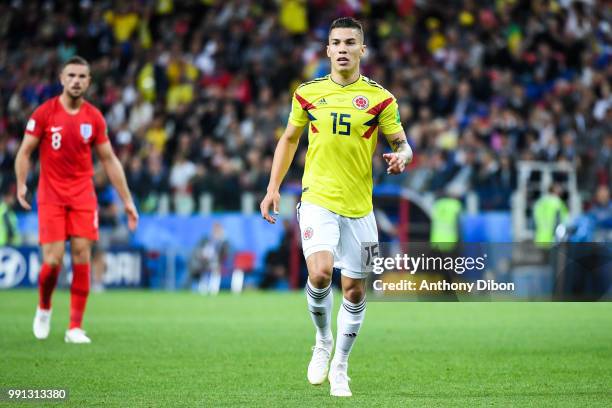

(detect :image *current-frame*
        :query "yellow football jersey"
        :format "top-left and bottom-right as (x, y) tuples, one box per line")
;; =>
(288, 75), (404, 218)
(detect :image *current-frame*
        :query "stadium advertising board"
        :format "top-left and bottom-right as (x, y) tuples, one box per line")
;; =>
(0, 247), (143, 289)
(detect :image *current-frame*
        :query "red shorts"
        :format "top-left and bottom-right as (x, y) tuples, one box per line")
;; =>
(38, 203), (98, 244)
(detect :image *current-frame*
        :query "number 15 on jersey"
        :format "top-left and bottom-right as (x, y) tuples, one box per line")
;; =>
(330, 112), (351, 136)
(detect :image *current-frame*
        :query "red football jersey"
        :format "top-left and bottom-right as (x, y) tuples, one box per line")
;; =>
(25, 96), (109, 209)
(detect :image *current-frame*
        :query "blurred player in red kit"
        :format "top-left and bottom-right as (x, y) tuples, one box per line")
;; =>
(14, 56), (138, 343)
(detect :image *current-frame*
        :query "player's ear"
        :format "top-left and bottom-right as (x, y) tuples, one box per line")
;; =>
(360, 44), (366, 57)
(326, 44), (331, 58)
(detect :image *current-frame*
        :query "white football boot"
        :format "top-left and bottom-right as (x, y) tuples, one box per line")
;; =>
(329, 361), (352, 397)
(307, 339), (333, 385)
(64, 328), (91, 344)
(33, 307), (52, 340)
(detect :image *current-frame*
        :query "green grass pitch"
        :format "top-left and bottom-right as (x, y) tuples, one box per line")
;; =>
(1, 290), (612, 407)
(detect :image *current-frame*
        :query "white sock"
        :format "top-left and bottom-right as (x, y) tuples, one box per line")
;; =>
(333, 297), (366, 365)
(305, 279), (333, 345)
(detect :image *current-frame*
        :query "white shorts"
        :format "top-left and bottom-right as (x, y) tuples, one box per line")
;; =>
(297, 201), (378, 279)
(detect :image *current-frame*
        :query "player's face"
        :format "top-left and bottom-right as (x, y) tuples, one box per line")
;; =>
(327, 28), (365, 75)
(60, 64), (91, 99)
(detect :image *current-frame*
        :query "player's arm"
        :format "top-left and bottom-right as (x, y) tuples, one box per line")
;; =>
(14, 134), (41, 210)
(94, 141), (139, 231)
(260, 123), (305, 224)
(382, 130), (413, 175)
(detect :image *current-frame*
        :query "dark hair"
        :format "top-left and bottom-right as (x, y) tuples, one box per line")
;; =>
(62, 55), (90, 70)
(329, 17), (364, 41)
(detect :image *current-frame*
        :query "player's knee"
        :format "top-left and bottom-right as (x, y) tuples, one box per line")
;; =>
(309, 266), (333, 288)
(44, 256), (63, 268)
(71, 245), (91, 264)
(43, 250), (64, 267)
(344, 286), (365, 304)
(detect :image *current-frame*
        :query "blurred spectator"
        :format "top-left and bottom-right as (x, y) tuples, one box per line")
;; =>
(472, 149), (500, 210)
(125, 156), (148, 207)
(589, 184), (612, 232)
(567, 184), (612, 243)
(429, 190), (462, 300)
(0, 138), (16, 190)
(534, 184), (569, 248)
(105, 4), (139, 44)
(92, 170), (129, 292)
(169, 153), (196, 193)
(139, 153), (170, 214)
(212, 161), (241, 211)
(496, 154), (517, 210)
(94, 171), (123, 232)
(260, 219), (292, 290)
(430, 191), (462, 252)
(145, 117), (168, 153)
(0, 186), (21, 246)
(563, 186), (611, 300)
(189, 223), (230, 295)
(128, 93), (154, 133)
(596, 133), (612, 188)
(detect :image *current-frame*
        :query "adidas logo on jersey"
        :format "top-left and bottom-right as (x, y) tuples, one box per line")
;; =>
(316, 98), (327, 105)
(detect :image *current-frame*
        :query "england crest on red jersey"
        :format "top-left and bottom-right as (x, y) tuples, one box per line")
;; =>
(80, 123), (93, 142)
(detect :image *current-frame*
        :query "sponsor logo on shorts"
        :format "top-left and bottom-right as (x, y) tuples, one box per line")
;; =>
(303, 227), (314, 240)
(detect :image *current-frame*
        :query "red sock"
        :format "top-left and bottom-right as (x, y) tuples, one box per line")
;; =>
(69, 264), (90, 329)
(39, 263), (61, 310)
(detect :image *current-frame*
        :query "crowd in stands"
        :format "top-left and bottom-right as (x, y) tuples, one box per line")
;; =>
(0, 0), (610, 214)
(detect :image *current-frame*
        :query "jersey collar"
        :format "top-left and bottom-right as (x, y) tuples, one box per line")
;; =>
(327, 74), (362, 88)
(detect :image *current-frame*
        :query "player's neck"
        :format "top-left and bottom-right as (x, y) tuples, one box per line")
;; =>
(59, 93), (84, 114)
(330, 69), (360, 86)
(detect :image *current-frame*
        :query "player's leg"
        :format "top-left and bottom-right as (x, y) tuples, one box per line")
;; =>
(329, 212), (377, 397)
(65, 236), (93, 343)
(33, 241), (66, 339)
(298, 201), (340, 385)
(335, 276), (367, 364)
(306, 251), (334, 340)
(39, 242), (66, 309)
(65, 206), (97, 344)
(34, 203), (67, 340)
(329, 275), (366, 396)
(305, 252), (335, 385)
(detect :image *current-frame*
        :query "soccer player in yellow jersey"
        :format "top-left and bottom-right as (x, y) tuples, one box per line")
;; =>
(260, 17), (412, 397)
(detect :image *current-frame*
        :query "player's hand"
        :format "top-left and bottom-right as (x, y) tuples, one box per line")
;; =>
(125, 201), (139, 231)
(16, 183), (31, 210)
(383, 153), (406, 175)
(260, 190), (280, 224)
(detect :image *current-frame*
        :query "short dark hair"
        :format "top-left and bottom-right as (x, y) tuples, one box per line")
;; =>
(62, 55), (90, 71)
(329, 17), (364, 41)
